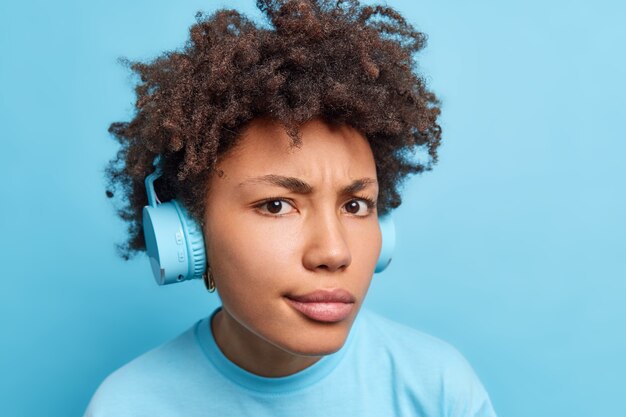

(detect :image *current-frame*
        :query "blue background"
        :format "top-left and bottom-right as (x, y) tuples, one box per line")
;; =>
(1, 0), (624, 416)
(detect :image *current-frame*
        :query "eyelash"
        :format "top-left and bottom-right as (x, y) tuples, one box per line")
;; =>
(254, 196), (377, 217)
(352, 196), (377, 211)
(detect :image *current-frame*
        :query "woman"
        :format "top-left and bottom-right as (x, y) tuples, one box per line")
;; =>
(86, 1), (497, 415)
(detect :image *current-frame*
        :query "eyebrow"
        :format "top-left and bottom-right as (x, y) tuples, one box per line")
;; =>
(238, 174), (377, 195)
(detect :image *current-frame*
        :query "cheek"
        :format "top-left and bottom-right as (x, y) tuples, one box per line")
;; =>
(207, 216), (300, 301)
(348, 220), (382, 275)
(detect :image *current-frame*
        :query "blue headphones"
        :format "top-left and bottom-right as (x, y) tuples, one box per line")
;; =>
(142, 156), (395, 286)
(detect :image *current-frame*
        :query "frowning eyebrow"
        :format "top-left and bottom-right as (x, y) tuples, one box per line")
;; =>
(238, 174), (377, 195)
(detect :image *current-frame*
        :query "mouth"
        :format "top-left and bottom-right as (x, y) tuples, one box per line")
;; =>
(284, 288), (356, 323)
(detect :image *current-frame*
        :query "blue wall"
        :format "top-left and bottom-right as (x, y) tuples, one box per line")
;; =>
(1, 0), (624, 416)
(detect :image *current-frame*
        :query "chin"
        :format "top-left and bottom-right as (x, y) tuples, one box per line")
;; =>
(275, 321), (352, 357)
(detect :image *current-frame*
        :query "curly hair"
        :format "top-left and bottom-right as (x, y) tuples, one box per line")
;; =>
(105, 0), (441, 261)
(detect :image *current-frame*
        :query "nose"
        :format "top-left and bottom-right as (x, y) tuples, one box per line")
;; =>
(302, 212), (352, 272)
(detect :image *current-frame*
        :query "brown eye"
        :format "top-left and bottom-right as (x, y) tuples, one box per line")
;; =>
(345, 201), (360, 214)
(256, 199), (296, 216)
(267, 200), (283, 214)
(344, 199), (370, 216)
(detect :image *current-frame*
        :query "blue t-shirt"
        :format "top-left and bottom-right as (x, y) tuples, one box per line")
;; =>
(84, 306), (496, 417)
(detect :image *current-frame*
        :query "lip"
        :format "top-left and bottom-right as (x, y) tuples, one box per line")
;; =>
(285, 289), (356, 323)
(287, 288), (356, 303)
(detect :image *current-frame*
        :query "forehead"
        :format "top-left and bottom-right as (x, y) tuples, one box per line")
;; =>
(216, 118), (377, 181)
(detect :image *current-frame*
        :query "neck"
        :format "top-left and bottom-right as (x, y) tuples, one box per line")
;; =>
(211, 307), (322, 377)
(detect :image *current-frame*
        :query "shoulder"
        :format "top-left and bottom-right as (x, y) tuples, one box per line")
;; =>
(355, 308), (497, 417)
(83, 322), (203, 417)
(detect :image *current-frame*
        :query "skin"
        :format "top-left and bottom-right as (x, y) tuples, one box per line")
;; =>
(202, 117), (382, 377)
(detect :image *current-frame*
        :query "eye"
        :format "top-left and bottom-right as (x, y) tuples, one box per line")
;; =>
(343, 198), (375, 217)
(256, 199), (296, 216)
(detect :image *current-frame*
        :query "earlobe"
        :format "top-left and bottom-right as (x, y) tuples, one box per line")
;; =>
(203, 266), (216, 293)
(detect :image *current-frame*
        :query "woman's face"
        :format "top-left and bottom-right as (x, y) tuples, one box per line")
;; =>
(203, 117), (381, 356)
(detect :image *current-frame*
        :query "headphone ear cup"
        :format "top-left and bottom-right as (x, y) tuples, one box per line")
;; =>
(173, 200), (207, 279)
(142, 199), (206, 285)
(375, 214), (395, 273)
